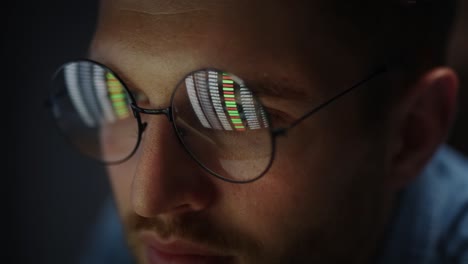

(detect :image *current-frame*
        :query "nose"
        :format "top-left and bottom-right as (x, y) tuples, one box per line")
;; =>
(131, 115), (217, 218)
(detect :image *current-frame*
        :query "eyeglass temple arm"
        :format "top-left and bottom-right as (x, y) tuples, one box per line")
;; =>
(272, 66), (387, 137)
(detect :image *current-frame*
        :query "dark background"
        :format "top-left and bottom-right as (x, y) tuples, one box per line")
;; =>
(6, 1), (107, 263)
(5, 1), (467, 263)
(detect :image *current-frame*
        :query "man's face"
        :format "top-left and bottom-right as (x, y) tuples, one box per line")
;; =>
(91, 0), (395, 263)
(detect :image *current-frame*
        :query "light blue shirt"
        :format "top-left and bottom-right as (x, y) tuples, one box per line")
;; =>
(81, 145), (468, 264)
(377, 146), (468, 264)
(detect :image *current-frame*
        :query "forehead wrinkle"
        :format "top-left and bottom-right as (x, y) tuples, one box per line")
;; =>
(118, 6), (208, 17)
(111, 6), (223, 51)
(111, 0), (230, 18)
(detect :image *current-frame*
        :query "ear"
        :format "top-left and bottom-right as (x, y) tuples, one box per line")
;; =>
(388, 67), (459, 190)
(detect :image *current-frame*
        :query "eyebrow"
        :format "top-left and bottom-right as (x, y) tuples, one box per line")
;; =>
(245, 78), (312, 101)
(90, 54), (312, 102)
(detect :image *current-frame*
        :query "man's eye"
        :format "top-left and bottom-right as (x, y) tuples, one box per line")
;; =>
(263, 107), (292, 127)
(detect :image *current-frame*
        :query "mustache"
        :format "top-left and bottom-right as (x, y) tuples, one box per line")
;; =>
(125, 212), (262, 257)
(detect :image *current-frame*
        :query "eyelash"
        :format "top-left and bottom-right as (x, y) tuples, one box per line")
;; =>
(263, 107), (292, 127)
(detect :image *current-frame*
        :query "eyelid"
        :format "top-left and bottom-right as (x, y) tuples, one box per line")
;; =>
(127, 88), (151, 107)
(263, 106), (293, 127)
(246, 79), (309, 102)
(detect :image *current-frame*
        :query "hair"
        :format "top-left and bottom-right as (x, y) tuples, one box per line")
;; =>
(383, 0), (458, 78)
(343, 0), (459, 125)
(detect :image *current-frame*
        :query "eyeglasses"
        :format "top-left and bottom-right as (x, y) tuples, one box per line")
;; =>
(48, 59), (385, 183)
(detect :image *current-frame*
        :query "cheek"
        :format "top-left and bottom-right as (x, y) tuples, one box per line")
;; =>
(219, 122), (387, 258)
(216, 147), (338, 257)
(106, 160), (138, 216)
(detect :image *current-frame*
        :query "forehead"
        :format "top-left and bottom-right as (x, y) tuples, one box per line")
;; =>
(91, 0), (373, 101)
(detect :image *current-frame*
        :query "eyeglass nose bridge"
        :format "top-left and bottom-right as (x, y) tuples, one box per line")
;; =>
(130, 103), (173, 121)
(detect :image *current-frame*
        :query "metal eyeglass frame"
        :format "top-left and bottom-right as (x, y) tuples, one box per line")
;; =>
(50, 59), (386, 183)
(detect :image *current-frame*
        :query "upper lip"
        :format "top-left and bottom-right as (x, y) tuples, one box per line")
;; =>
(140, 231), (228, 256)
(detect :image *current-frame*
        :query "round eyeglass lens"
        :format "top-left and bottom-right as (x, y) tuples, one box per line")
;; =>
(50, 61), (139, 163)
(172, 70), (273, 182)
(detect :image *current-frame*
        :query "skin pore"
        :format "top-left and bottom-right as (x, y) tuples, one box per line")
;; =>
(89, 0), (458, 263)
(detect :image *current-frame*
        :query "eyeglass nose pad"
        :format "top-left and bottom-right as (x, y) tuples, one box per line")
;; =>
(131, 103), (139, 118)
(141, 122), (148, 132)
